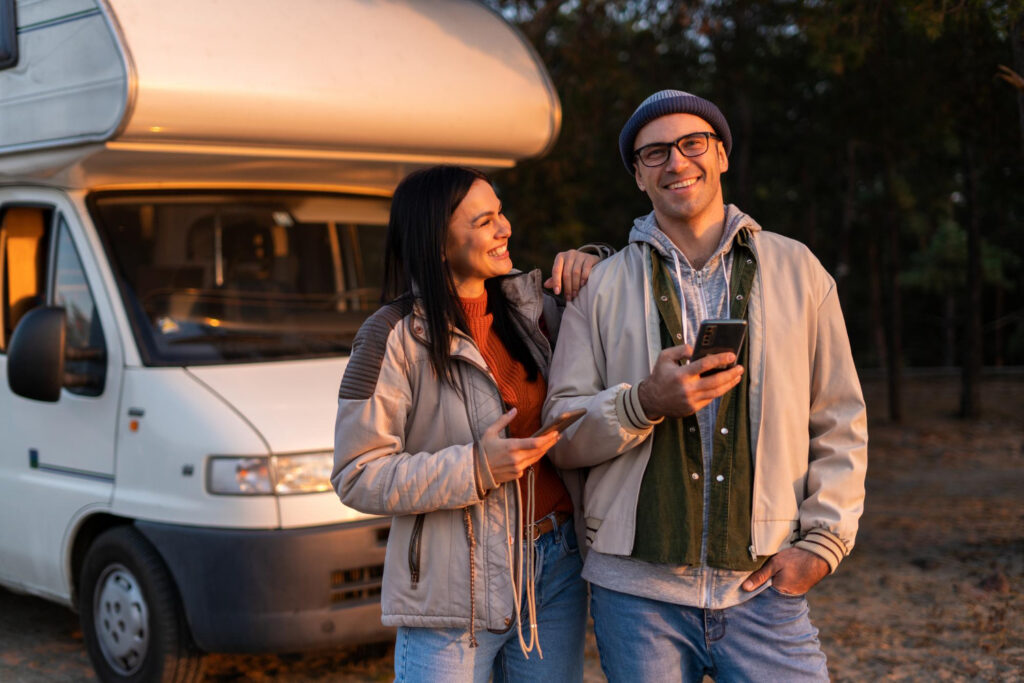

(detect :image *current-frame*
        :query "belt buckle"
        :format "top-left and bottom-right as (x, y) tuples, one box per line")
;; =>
(528, 513), (562, 541)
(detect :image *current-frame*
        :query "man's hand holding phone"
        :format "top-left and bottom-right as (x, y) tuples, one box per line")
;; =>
(637, 344), (743, 420)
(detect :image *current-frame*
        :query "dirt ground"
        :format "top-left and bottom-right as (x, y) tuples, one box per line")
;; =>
(1, 373), (1021, 682)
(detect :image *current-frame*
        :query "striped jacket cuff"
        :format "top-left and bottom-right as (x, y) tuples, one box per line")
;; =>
(615, 384), (664, 433)
(795, 528), (848, 573)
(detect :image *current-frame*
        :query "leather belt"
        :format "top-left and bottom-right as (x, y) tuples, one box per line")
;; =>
(526, 511), (572, 540)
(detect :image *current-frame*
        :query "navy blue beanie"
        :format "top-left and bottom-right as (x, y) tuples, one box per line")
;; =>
(618, 90), (732, 173)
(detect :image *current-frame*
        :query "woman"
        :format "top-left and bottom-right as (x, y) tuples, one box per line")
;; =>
(331, 165), (599, 681)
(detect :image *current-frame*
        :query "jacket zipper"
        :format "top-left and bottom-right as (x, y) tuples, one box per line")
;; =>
(408, 513), (425, 587)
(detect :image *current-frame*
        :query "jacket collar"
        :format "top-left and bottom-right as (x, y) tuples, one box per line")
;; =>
(407, 269), (547, 363)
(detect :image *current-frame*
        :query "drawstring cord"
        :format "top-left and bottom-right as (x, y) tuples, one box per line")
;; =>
(721, 255), (732, 318)
(670, 248), (734, 348)
(463, 507), (478, 648)
(671, 251), (687, 346)
(504, 470), (542, 658)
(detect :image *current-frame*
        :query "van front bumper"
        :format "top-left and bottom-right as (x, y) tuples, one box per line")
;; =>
(136, 517), (393, 653)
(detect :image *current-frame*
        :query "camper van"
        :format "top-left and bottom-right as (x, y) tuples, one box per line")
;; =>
(0, 0), (560, 680)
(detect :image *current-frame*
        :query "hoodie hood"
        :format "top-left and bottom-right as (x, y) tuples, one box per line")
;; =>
(628, 203), (762, 270)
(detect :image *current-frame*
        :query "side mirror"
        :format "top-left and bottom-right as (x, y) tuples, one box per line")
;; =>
(7, 306), (67, 402)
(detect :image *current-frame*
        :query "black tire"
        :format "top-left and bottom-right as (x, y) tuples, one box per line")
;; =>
(79, 525), (205, 683)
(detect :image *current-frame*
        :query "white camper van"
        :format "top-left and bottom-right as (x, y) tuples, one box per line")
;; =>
(0, 0), (560, 680)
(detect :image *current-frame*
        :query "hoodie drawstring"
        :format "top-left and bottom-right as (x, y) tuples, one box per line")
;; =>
(670, 247), (735, 348)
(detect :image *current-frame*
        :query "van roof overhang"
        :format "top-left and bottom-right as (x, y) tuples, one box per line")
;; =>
(0, 0), (561, 189)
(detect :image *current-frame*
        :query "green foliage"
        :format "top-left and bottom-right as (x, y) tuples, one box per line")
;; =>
(486, 0), (1024, 367)
(901, 219), (1021, 292)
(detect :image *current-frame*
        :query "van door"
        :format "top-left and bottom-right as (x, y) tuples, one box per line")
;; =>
(0, 196), (122, 599)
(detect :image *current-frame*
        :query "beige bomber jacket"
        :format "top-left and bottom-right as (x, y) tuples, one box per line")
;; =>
(331, 270), (573, 631)
(543, 208), (868, 573)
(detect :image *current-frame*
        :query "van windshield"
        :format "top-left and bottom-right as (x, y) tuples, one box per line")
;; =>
(90, 192), (388, 365)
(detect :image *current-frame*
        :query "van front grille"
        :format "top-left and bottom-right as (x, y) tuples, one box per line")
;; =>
(329, 564), (384, 605)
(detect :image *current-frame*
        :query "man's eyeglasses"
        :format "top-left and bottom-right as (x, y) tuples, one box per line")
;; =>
(633, 132), (721, 168)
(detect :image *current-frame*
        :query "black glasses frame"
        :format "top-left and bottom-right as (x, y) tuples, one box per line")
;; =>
(633, 132), (722, 168)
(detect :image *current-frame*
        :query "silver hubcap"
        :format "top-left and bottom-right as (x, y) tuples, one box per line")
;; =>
(93, 563), (149, 675)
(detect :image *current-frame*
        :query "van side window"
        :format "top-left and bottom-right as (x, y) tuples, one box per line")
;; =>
(52, 216), (107, 396)
(0, 206), (52, 351)
(0, 0), (16, 70)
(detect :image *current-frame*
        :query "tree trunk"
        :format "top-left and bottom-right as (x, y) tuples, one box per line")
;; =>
(944, 294), (956, 368)
(733, 92), (754, 210)
(835, 141), (857, 315)
(885, 212), (902, 423)
(881, 150), (903, 423)
(1012, 13), (1024, 155)
(867, 238), (888, 372)
(994, 287), (1004, 367)
(959, 139), (982, 419)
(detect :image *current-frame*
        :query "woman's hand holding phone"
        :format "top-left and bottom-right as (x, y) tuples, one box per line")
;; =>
(480, 408), (560, 485)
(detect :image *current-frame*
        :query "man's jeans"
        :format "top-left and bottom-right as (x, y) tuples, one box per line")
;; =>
(591, 583), (829, 682)
(394, 517), (586, 682)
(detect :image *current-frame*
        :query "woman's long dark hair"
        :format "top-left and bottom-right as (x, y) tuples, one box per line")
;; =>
(382, 165), (539, 386)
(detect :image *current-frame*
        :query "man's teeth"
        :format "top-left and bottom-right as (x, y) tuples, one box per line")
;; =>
(668, 178), (698, 189)
(488, 246), (508, 257)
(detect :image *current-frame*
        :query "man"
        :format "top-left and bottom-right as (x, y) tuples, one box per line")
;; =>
(544, 89), (868, 681)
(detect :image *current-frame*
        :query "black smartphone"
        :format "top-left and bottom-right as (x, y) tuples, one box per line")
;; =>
(688, 319), (747, 376)
(531, 409), (587, 438)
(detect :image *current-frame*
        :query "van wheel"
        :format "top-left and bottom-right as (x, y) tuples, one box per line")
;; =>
(79, 526), (205, 682)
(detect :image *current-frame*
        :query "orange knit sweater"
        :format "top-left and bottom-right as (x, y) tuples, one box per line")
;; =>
(460, 291), (571, 521)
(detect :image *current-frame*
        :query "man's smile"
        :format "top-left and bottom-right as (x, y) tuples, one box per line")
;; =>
(665, 177), (699, 190)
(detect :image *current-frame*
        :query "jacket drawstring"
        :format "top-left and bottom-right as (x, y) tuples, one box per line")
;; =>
(463, 507), (478, 648)
(506, 471), (542, 658)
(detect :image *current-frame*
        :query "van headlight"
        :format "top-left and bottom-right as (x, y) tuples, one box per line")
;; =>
(207, 452), (333, 495)
(273, 452), (334, 494)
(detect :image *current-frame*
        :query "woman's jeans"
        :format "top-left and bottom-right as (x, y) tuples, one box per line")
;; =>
(591, 583), (829, 682)
(393, 515), (587, 682)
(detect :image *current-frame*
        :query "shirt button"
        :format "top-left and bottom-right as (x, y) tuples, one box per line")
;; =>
(675, 333), (683, 340)
(736, 294), (744, 300)
(716, 474), (724, 482)
(720, 427), (729, 435)
(688, 426), (696, 433)
(691, 473), (699, 480)
(660, 295), (669, 302)
(746, 259), (753, 264)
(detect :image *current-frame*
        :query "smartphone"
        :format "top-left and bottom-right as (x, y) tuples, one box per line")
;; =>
(688, 319), (747, 377)
(531, 409), (587, 438)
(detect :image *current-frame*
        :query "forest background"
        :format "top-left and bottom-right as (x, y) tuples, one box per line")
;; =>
(483, 0), (1024, 421)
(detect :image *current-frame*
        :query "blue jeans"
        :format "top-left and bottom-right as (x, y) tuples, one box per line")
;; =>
(393, 516), (586, 682)
(591, 584), (829, 682)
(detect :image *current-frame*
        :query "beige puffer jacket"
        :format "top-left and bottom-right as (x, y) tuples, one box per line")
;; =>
(331, 270), (575, 632)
